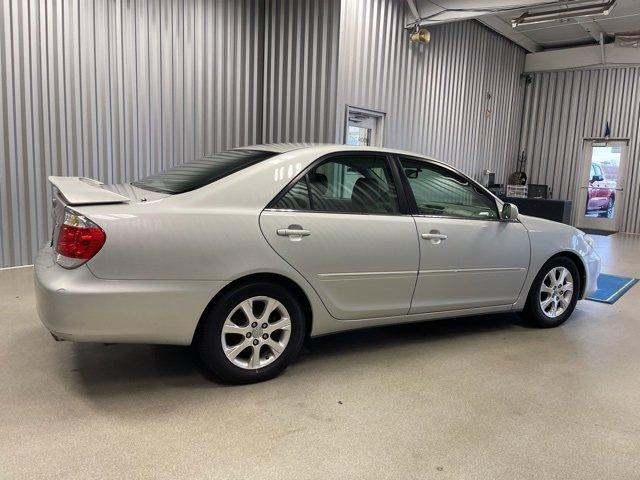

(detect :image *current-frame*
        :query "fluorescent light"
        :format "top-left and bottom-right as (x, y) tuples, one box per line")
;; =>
(512, 0), (617, 27)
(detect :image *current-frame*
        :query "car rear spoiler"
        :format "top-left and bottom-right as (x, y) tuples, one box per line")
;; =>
(48, 176), (130, 206)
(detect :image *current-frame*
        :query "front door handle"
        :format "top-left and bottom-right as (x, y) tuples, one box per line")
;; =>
(277, 228), (311, 237)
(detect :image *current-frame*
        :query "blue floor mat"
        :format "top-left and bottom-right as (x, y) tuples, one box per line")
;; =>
(586, 273), (638, 304)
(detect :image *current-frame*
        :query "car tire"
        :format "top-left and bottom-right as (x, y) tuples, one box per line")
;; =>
(197, 282), (306, 384)
(521, 257), (581, 328)
(606, 196), (614, 218)
(598, 197), (614, 218)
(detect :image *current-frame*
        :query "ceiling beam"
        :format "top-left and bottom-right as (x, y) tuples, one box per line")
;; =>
(478, 15), (542, 53)
(575, 17), (606, 42)
(525, 42), (640, 72)
(406, 0), (421, 24)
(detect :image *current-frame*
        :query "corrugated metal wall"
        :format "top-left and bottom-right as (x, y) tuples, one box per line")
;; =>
(0, 0), (266, 267)
(263, 0), (340, 143)
(1, 0), (529, 267)
(520, 67), (640, 233)
(0, 0), (340, 267)
(335, 0), (526, 183)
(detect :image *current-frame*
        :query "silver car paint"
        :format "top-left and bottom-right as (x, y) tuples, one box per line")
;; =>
(35, 246), (226, 344)
(48, 176), (130, 205)
(410, 216), (530, 313)
(35, 145), (600, 345)
(260, 211), (419, 320)
(513, 214), (600, 310)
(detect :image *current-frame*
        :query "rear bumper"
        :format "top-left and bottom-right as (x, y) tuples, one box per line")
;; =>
(34, 246), (226, 345)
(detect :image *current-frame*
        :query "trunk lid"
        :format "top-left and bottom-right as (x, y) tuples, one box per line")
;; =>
(48, 176), (168, 248)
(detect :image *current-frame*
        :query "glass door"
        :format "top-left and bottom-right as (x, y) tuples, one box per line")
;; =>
(575, 140), (628, 232)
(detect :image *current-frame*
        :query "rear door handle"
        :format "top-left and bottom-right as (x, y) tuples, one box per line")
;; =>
(277, 228), (311, 237)
(421, 233), (447, 240)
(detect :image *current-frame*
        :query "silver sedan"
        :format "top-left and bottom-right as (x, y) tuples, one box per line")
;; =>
(35, 144), (600, 383)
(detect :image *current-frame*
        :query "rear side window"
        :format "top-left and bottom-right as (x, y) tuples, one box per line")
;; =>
(132, 149), (276, 194)
(271, 178), (311, 210)
(271, 154), (400, 214)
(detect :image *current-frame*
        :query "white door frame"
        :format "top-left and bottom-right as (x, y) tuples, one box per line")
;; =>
(574, 138), (629, 232)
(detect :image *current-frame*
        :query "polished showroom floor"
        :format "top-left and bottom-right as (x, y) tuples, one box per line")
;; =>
(2, 234), (640, 479)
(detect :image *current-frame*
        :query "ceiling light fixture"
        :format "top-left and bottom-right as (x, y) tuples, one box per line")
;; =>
(512, 0), (617, 28)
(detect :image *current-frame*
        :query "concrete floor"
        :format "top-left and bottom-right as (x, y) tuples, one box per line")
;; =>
(1, 234), (640, 479)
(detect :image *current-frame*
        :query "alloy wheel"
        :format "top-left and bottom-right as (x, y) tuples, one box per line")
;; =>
(539, 267), (574, 318)
(220, 296), (292, 369)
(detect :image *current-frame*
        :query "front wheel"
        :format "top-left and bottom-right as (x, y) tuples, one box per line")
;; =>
(521, 257), (581, 328)
(197, 282), (306, 384)
(606, 196), (615, 218)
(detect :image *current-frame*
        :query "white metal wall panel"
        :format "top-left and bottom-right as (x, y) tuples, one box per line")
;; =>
(262, 0), (340, 143)
(520, 67), (640, 233)
(335, 0), (526, 183)
(0, 0), (265, 267)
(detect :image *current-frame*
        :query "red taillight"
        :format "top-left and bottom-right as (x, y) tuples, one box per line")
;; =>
(55, 210), (106, 268)
(57, 223), (106, 259)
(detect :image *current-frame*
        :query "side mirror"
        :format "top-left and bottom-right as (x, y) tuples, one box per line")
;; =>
(501, 203), (519, 221)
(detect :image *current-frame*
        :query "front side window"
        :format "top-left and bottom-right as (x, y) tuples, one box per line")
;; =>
(400, 158), (498, 220)
(271, 155), (399, 214)
(132, 149), (276, 194)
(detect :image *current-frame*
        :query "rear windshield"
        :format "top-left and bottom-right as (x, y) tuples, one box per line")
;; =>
(132, 149), (276, 194)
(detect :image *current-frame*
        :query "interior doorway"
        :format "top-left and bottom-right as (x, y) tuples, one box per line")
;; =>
(344, 106), (385, 147)
(575, 139), (628, 233)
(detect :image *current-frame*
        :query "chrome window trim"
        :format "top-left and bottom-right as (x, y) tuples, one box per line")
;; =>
(262, 207), (414, 218)
(412, 213), (521, 224)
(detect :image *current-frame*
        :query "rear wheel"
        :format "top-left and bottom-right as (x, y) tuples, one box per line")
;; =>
(521, 257), (581, 328)
(197, 282), (306, 384)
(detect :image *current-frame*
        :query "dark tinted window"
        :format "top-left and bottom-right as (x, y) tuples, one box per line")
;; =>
(271, 178), (310, 210)
(132, 149), (276, 194)
(269, 155), (399, 214)
(308, 155), (399, 214)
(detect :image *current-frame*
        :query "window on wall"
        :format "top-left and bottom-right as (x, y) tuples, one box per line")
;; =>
(271, 155), (399, 214)
(400, 157), (498, 220)
(344, 106), (386, 147)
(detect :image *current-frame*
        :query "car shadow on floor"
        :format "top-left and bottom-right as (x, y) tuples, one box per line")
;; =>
(69, 312), (528, 394)
(71, 343), (205, 388)
(299, 312), (527, 362)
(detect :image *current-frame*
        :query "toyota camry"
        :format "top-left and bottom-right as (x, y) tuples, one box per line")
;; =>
(35, 144), (600, 383)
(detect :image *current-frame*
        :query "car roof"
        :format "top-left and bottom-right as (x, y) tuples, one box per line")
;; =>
(235, 142), (434, 159)
(235, 143), (326, 154)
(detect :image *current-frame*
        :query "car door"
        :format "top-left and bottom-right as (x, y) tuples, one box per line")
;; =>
(593, 164), (607, 209)
(260, 152), (419, 320)
(586, 165), (597, 211)
(398, 156), (530, 314)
